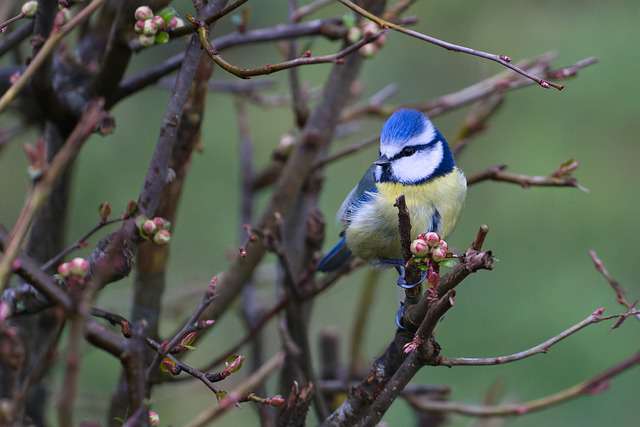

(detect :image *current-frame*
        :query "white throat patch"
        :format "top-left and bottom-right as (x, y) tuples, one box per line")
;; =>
(391, 141), (443, 183)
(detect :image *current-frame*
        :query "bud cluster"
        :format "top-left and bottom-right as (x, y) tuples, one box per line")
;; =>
(148, 411), (160, 427)
(410, 232), (450, 262)
(21, 1), (38, 18)
(342, 15), (387, 58)
(136, 215), (172, 245)
(57, 257), (90, 285)
(133, 6), (185, 47)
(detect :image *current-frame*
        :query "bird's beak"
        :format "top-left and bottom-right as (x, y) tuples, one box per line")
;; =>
(374, 155), (390, 166)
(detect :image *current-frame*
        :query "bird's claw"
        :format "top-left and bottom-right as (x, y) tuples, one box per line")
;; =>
(396, 265), (427, 289)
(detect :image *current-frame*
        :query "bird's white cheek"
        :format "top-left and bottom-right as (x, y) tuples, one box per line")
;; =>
(392, 143), (443, 183)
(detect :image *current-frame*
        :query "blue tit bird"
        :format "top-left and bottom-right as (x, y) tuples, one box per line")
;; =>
(317, 109), (466, 280)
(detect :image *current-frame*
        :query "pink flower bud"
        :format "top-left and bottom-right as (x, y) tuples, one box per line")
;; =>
(347, 27), (362, 43)
(21, 1), (38, 18)
(432, 247), (447, 262)
(134, 19), (145, 34)
(362, 22), (380, 38)
(0, 301), (11, 322)
(167, 16), (185, 31)
(57, 262), (71, 277)
(151, 15), (165, 30)
(10, 71), (21, 84)
(358, 43), (377, 58)
(138, 34), (155, 47)
(69, 257), (89, 276)
(153, 229), (171, 245)
(142, 219), (157, 236)
(423, 232), (440, 247)
(410, 239), (429, 256)
(225, 354), (245, 374)
(267, 395), (286, 407)
(152, 217), (168, 230)
(134, 6), (153, 21)
(148, 411), (160, 426)
(437, 239), (448, 254)
(143, 19), (158, 35)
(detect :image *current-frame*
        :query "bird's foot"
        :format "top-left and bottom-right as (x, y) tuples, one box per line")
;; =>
(395, 301), (406, 330)
(395, 265), (427, 290)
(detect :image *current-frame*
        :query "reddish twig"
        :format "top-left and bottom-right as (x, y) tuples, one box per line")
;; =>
(436, 308), (639, 366)
(340, 54), (597, 122)
(145, 279), (217, 381)
(0, 100), (106, 292)
(408, 351), (640, 417)
(183, 352), (286, 427)
(338, 0), (562, 90)
(190, 13), (384, 79)
(41, 218), (122, 271)
(467, 162), (588, 192)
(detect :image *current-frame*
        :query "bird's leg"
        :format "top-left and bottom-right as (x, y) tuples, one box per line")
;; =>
(379, 258), (427, 330)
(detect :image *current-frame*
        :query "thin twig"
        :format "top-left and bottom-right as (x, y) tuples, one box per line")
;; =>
(467, 163), (588, 192)
(0, 12), (26, 33)
(0, 100), (105, 292)
(190, 14), (384, 79)
(183, 352), (286, 427)
(161, 261), (362, 382)
(291, 0), (333, 22)
(337, 0), (563, 89)
(41, 218), (122, 271)
(0, 21), (33, 57)
(145, 282), (216, 382)
(436, 308), (638, 366)
(340, 55), (598, 122)
(589, 250), (637, 312)
(0, 0), (106, 113)
(312, 135), (378, 171)
(408, 351), (640, 417)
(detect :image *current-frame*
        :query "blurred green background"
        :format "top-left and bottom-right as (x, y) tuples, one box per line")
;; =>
(1, 0), (639, 426)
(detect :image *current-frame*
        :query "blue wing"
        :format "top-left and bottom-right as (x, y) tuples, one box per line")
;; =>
(318, 165), (378, 272)
(337, 164), (378, 225)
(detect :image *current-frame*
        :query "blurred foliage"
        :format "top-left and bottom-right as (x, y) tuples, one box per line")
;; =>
(1, 0), (639, 426)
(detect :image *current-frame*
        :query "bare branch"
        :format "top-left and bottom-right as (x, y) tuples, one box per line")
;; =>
(0, 100), (106, 292)
(190, 14), (385, 79)
(467, 162), (588, 192)
(0, 21), (33, 57)
(436, 308), (638, 366)
(183, 352), (286, 427)
(0, 0), (107, 113)
(340, 54), (598, 122)
(338, 0), (563, 89)
(408, 351), (640, 417)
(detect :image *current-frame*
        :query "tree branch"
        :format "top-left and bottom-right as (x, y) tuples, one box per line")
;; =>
(408, 351), (640, 417)
(338, 0), (563, 89)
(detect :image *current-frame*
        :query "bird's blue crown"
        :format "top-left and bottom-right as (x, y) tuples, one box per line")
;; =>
(380, 109), (428, 145)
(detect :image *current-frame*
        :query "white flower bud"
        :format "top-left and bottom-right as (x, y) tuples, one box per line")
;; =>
(138, 34), (155, 47)
(143, 19), (158, 36)
(134, 6), (153, 21)
(21, 1), (38, 18)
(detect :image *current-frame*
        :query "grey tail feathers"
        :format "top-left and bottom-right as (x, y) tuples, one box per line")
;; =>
(317, 236), (352, 272)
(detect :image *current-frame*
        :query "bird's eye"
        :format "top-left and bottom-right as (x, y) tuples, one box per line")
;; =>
(401, 146), (416, 157)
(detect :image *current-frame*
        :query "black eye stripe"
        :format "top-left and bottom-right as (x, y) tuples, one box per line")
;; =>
(391, 143), (432, 160)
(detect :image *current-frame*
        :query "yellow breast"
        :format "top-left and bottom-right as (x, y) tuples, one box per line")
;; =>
(345, 168), (466, 260)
